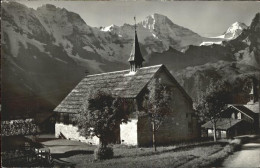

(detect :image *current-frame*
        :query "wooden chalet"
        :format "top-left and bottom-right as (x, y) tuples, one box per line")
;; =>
(202, 79), (259, 139)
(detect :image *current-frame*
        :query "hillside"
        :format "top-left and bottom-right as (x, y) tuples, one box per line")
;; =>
(2, 1), (259, 118)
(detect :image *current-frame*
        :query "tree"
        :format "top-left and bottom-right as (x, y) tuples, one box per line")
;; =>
(77, 91), (129, 159)
(194, 81), (229, 142)
(143, 78), (172, 151)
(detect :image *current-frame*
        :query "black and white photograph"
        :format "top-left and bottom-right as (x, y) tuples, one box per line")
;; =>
(1, 0), (260, 167)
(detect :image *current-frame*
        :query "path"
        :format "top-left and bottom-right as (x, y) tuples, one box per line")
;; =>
(222, 137), (260, 167)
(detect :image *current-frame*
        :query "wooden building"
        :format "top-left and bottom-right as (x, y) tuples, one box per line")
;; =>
(202, 118), (252, 139)
(202, 79), (259, 139)
(54, 26), (200, 146)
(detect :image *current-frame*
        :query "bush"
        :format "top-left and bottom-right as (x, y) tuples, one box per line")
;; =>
(228, 139), (242, 153)
(94, 146), (114, 160)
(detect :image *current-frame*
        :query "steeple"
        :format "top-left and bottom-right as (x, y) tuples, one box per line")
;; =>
(128, 17), (144, 72)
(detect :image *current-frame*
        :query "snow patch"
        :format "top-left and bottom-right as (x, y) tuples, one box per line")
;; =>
(101, 24), (115, 32)
(68, 54), (104, 73)
(5, 27), (47, 57)
(200, 41), (223, 46)
(83, 45), (95, 52)
(54, 57), (68, 64)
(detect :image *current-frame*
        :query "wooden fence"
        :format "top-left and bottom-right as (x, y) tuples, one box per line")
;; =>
(2, 147), (53, 167)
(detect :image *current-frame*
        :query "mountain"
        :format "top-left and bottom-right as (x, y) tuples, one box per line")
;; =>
(2, 2), (203, 71)
(224, 22), (248, 39)
(99, 13), (203, 56)
(1, 2), (203, 118)
(200, 22), (248, 46)
(172, 14), (260, 102)
(2, 1), (259, 118)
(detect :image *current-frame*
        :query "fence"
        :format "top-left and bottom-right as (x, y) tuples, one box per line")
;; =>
(2, 146), (53, 167)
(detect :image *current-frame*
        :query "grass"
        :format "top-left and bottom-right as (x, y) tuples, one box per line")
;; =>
(52, 141), (230, 168)
(49, 135), (260, 168)
(42, 135), (259, 167)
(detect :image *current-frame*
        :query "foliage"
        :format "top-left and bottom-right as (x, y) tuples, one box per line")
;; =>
(194, 80), (229, 141)
(94, 146), (114, 160)
(146, 78), (172, 129)
(1, 119), (37, 136)
(143, 78), (172, 150)
(77, 91), (129, 147)
(194, 80), (230, 122)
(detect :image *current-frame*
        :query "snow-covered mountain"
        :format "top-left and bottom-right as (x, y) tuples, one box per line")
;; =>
(224, 22), (248, 39)
(200, 22), (248, 46)
(99, 13), (203, 56)
(1, 2), (203, 117)
(2, 1), (259, 118)
(2, 2), (203, 74)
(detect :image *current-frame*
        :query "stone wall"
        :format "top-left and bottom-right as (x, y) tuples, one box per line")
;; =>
(137, 116), (152, 146)
(120, 119), (138, 145)
(55, 123), (99, 145)
(136, 69), (199, 146)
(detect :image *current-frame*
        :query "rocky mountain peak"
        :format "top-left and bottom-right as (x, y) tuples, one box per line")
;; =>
(224, 21), (248, 39)
(36, 4), (86, 25)
(37, 4), (58, 11)
(249, 13), (260, 31)
(142, 13), (174, 30)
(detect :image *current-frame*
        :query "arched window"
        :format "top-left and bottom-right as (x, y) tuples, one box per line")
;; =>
(231, 113), (236, 119)
(237, 112), (242, 120)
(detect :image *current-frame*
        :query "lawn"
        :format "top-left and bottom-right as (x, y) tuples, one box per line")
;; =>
(42, 139), (232, 168)
(68, 144), (225, 168)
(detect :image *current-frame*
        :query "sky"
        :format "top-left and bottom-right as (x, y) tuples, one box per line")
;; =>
(16, 0), (260, 37)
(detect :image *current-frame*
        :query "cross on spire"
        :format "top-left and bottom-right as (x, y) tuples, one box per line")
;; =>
(134, 16), (136, 32)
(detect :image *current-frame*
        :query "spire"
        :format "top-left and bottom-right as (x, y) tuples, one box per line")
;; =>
(128, 17), (144, 72)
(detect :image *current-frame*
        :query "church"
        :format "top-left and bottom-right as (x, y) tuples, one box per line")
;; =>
(54, 25), (200, 146)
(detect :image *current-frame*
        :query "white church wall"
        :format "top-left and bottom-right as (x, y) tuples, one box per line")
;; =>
(120, 119), (138, 146)
(55, 123), (99, 145)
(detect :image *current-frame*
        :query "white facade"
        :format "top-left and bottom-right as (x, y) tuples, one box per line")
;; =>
(120, 119), (138, 146)
(55, 123), (99, 145)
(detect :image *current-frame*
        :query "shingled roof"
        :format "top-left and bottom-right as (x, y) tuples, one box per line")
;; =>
(226, 104), (259, 120)
(202, 118), (246, 131)
(54, 64), (192, 114)
(54, 65), (161, 113)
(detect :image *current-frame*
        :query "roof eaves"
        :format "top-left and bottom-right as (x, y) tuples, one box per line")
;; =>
(230, 105), (254, 121)
(135, 64), (164, 99)
(161, 65), (193, 103)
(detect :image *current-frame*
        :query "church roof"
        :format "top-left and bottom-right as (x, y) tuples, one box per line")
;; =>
(54, 64), (192, 113)
(54, 65), (162, 113)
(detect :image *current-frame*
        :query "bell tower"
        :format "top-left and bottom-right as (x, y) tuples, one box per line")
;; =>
(128, 17), (144, 72)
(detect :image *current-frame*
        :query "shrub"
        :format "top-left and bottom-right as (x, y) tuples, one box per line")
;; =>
(94, 146), (114, 160)
(228, 139), (242, 152)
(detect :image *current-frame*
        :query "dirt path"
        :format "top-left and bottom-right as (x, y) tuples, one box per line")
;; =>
(222, 138), (260, 167)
